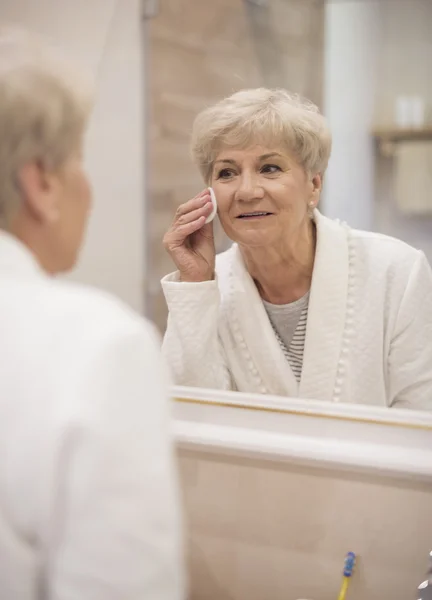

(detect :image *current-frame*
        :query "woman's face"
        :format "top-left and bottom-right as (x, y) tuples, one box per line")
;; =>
(210, 144), (321, 248)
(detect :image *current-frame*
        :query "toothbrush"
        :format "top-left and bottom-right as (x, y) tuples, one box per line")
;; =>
(337, 552), (356, 600)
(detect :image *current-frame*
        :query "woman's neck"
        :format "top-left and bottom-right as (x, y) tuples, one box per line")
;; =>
(240, 221), (316, 305)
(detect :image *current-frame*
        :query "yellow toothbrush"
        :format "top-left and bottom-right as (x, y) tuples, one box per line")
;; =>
(337, 552), (356, 600)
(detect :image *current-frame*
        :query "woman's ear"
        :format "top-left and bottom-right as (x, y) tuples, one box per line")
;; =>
(311, 173), (322, 194)
(17, 161), (60, 224)
(307, 174), (322, 214)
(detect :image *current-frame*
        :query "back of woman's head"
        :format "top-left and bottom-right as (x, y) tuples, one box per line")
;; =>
(191, 88), (332, 183)
(0, 27), (94, 228)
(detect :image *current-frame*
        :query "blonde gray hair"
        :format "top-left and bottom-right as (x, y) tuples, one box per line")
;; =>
(191, 88), (332, 183)
(0, 27), (94, 227)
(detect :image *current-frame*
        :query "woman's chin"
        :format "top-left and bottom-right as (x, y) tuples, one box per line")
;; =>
(221, 218), (281, 247)
(230, 229), (277, 248)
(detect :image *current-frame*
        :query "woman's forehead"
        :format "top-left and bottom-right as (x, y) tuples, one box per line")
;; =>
(215, 144), (289, 162)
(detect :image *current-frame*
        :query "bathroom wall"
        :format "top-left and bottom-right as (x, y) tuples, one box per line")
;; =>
(178, 448), (432, 600)
(373, 0), (432, 260)
(148, 0), (325, 331)
(0, 0), (146, 312)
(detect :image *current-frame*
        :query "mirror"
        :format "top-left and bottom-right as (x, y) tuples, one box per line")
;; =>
(146, 0), (432, 415)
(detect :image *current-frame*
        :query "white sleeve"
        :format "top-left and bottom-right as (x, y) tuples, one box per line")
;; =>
(47, 320), (185, 600)
(161, 272), (234, 390)
(388, 251), (432, 410)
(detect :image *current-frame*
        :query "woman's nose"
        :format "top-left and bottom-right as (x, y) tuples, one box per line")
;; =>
(235, 174), (264, 202)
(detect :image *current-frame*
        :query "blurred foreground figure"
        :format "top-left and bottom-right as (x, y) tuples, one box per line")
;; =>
(0, 27), (184, 600)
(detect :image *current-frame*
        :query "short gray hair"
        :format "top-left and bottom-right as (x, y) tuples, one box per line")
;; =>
(0, 27), (94, 227)
(191, 88), (332, 183)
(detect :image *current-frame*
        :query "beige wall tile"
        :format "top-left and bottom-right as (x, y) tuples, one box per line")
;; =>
(178, 450), (432, 600)
(182, 455), (243, 541)
(187, 533), (239, 600)
(236, 462), (334, 551)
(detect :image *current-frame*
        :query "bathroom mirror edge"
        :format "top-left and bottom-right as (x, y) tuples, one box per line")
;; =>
(171, 385), (432, 431)
(172, 385), (432, 483)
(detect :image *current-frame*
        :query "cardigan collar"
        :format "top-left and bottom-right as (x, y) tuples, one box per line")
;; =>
(223, 211), (351, 400)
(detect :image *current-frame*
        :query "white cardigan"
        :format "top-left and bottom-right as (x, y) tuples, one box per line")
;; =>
(162, 211), (432, 410)
(0, 232), (183, 600)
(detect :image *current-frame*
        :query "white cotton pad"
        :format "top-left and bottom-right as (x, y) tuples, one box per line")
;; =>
(205, 187), (218, 224)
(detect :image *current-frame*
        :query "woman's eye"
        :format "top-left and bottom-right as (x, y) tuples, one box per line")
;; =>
(217, 168), (235, 179)
(261, 164), (281, 174)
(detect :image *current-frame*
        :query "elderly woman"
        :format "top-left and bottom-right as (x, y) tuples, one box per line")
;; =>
(0, 29), (182, 598)
(162, 88), (432, 410)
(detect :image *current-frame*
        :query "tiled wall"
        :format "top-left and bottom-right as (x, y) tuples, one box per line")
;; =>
(178, 448), (432, 600)
(148, 0), (325, 331)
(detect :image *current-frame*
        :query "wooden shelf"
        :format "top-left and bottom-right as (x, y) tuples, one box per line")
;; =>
(372, 127), (432, 156)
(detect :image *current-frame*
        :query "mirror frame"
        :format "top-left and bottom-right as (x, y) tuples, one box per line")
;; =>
(172, 386), (432, 483)
(173, 385), (432, 431)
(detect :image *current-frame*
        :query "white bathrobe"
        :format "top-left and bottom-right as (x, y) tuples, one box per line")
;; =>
(0, 232), (183, 600)
(162, 211), (432, 409)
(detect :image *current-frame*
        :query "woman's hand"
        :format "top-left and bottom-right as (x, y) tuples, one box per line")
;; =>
(163, 189), (216, 282)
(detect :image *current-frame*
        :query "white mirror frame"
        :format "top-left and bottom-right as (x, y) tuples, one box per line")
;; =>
(172, 386), (432, 483)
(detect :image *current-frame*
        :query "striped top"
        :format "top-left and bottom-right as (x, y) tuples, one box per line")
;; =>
(263, 292), (309, 382)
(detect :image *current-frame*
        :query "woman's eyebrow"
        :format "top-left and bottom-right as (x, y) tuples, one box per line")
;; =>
(214, 158), (237, 166)
(259, 152), (283, 160)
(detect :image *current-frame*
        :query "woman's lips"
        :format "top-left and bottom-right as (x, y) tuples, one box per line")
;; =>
(236, 211), (273, 220)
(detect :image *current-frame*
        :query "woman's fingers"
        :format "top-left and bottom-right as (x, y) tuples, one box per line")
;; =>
(175, 201), (213, 226)
(174, 216), (207, 239)
(163, 216), (207, 249)
(175, 189), (210, 219)
(163, 189), (214, 250)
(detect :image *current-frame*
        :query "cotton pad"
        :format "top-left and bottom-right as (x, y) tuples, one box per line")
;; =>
(205, 187), (218, 224)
